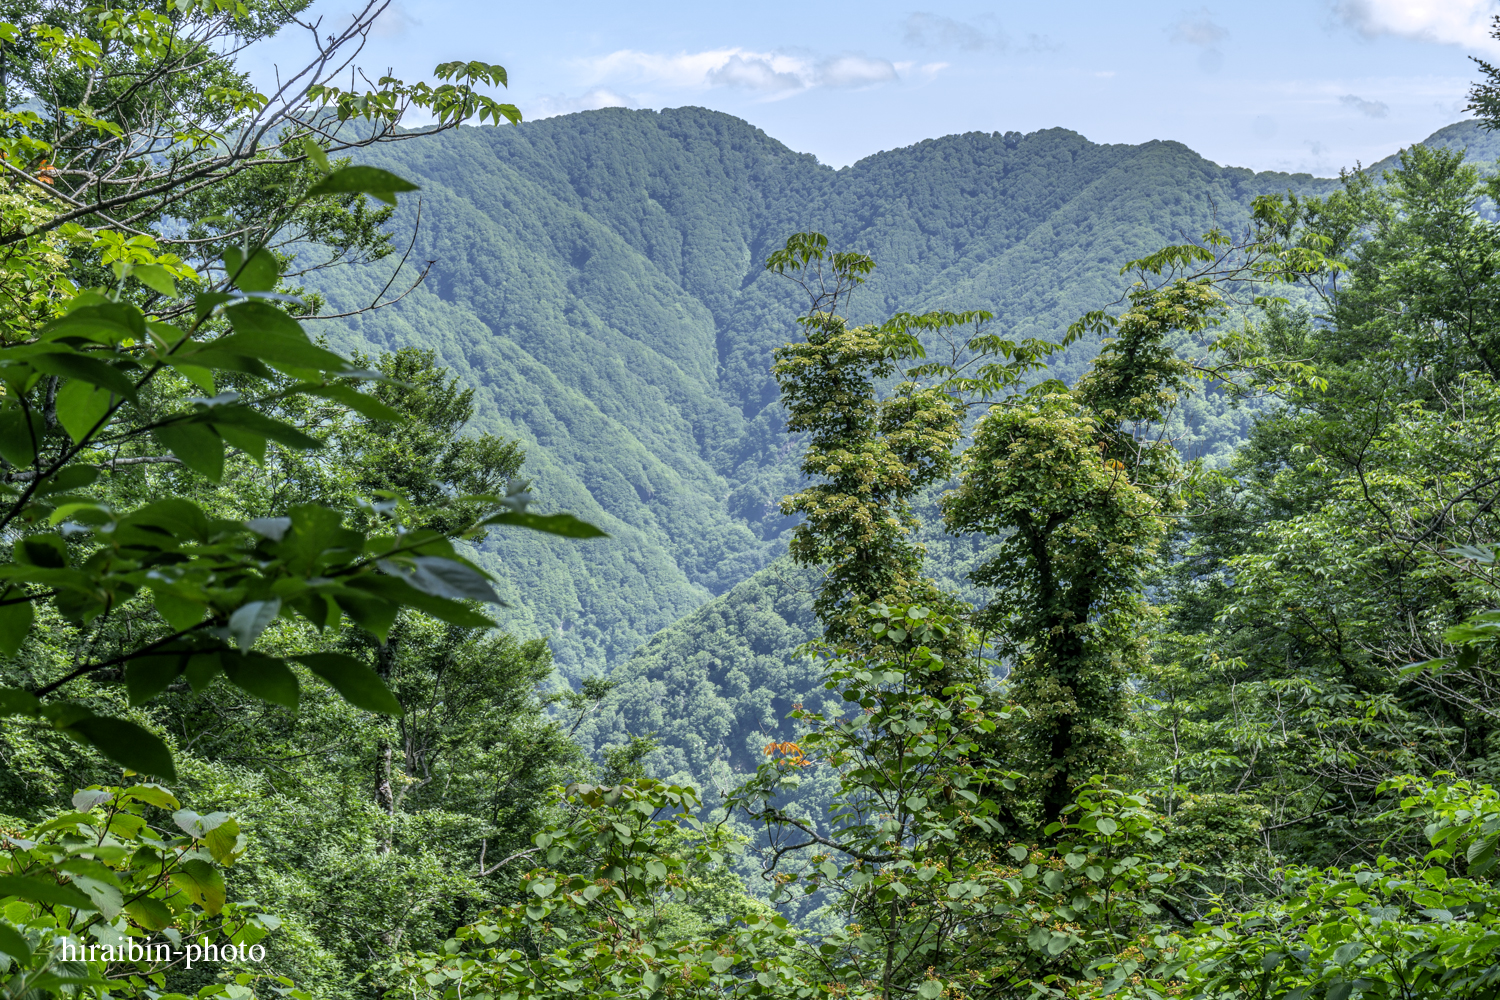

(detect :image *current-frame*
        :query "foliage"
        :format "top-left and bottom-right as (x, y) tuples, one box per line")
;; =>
(0, 779), (279, 1000)
(1105, 779), (1500, 1000)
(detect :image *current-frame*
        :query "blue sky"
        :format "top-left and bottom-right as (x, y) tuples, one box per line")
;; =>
(250, 0), (1500, 175)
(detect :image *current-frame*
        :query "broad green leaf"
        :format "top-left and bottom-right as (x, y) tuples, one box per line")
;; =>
(378, 555), (500, 603)
(300, 136), (331, 173)
(295, 653), (403, 715)
(306, 165), (419, 205)
(228, 599), (281, 650)
(121, 783), (180, 810)
(0, 875), (97, 910)
(223, 247), (279, 293)
(0, 591), (35, 658)
(206, 405), (322, 449)
(125, 654), (185, 705)
(221, 651), (299, 709)
(54, 379), (113, 443)
(71, 789), (112, 811)
(296, 382), (404, 422)
(215, 423), (267, 463)
(154, 421), (225, 481)
(0, 921), (32, 963)
(124, 896), (174, 930)
(129, 262), (180, 297)
(64, 715), (176, 780)
(480, 510), (608, 538)
(211, 303), (348, 374)
(40, 302), (146, 345)
(170, 859), (226, 914)
(918, 982), (943, 999)
(28, 350), (138, 402)
(0, 687), (40, 716)
(345, 575), (496, 628)
(151, 588), (206, 633)
(204, 817), (242, 865)
(0, 406), (43, 467)
(33, 464), (99, 498)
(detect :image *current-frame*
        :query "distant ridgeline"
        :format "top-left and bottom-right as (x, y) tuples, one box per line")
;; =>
(308, 110), (1500, 782)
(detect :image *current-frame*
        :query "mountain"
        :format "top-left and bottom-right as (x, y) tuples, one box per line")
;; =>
(315, 107), (1497, 682)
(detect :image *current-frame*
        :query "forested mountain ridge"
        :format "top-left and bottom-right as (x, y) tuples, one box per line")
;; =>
(305, 108), (1500, 677)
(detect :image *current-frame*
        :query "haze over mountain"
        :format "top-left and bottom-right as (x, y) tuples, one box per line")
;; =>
(309, 109), (1500, 714)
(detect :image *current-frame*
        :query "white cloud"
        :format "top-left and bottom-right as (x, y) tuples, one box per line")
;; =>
(1095, 70), (1117, 77)
(583, 47), (900, 95)
(818, 54), (899, 88)
(371, 1), (420, 38)
(1171, 8), (1229, 47)
(903, 12), (1005, 51)
(1021, 33), (1063, 54)
(708, 55), (804, 91)
(1332, 0), (1500, 52)
(530, 88), (632, 118)
(1340, 93), (1391, 117)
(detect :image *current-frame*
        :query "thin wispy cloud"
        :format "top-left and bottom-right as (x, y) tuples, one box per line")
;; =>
(1332, 0), (1500, 52)
(584, 47), (901, 96)
(530, 88), (632, 119)
(903, 12), (1005, 51)
(1170, 8), (1228, 73)
(1340, 93), (1391, 117)
(371, 1), (420, 38)
(1171, 8), (1229, 47)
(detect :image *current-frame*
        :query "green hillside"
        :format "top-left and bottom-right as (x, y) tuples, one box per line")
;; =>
(310, 106), (1474, 679)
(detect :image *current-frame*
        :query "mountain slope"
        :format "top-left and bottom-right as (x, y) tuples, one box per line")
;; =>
(309, 109), (1492, 678)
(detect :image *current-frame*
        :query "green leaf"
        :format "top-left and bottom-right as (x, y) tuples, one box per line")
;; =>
(300, 136), (331, 173)
(154, 421), (224, 481)
(0, 921), (32, 963)
(0, 875), (96, 911)
(379, 556), (500, 603)
(221, 652), (299, 709)
(480, 510), (608, 538)
(295, 653), (403, 715)
(151, 588), (206, 633)
(306, 166), (419, 206)
(41, 303), (146, 345)
(223, 247), (279, 293)
(206, 405), (323, 449)
(0, 687), (40, 717)
(0, 407), (42, 467)
(130, 263), (180, 298)
(124, 896), (174, 930)
(1094, 817), (1119, 836)
(64, 715), (176, 780)
(0, 591), (35, 658)
(55, 379), (113, 444)
(204, 817), (242, 865)
(212, 303), (348, 374)
(125, 654), (185, 705)
(345, 575), (496, 628)
(170, 859), (226, 914)
(228, 599), (281, 650)
(33, 464), (99, 498)
(215, 423), (267, 463)
(28, 350), (138, 402)
(296, 383), (405, 422)
(918, 982), (943, 1000)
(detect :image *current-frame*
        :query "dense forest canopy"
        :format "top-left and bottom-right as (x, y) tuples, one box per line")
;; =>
(3, 4), (1500, 1000)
